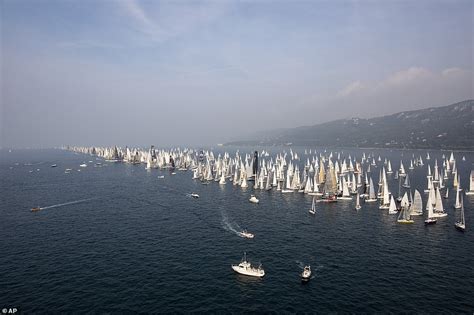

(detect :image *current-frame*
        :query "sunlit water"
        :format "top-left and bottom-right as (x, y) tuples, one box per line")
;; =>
(1, 148), (473, 313)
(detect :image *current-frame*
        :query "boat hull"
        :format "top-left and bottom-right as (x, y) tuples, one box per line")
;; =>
(232, 265), (265, 277)
(397, 219), (414, 224)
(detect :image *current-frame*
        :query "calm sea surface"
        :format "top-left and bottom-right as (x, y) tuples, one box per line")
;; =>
(1, 148), (474, 313)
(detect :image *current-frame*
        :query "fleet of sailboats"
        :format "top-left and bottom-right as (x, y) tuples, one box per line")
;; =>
(64, 146), (470, 232)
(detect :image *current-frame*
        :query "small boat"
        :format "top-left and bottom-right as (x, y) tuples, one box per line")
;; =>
(239, 230), (254, 239)
(249, 195), (259, 203)
(51, 164), (57, 167)
(309, 196), (316, 214)
(231, 252), (265, 278)
(301, 265), (311, 282)
(79, 163), (87, 168)
(31, 207), (41, 212)
(157, 175), (165, 179)
(190, 193), (199, 198)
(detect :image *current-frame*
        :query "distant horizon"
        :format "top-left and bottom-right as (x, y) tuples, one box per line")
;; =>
(1, 98), (473, 150)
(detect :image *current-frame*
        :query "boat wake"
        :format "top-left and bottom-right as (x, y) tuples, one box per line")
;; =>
(39, 198), (96, 210)
(221, 211), (245, 237)
(295, 260), (305, 270)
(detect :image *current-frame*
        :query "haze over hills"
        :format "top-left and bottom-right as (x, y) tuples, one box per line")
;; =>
(226, 100), (474, 150)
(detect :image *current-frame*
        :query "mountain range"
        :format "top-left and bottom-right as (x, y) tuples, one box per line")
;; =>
(225, 100), (474, 150)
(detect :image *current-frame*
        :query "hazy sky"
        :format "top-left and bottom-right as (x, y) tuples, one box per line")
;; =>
(1, 0), (473, 148)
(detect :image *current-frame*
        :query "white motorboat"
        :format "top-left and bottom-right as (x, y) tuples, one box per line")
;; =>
(231, 252), (265, 277)
(239, 230), (254, 239)
(190, 193), (199, 198)
(79, 163), (87, 168)
(249, 195), (259, 203)
(301, 265), (311, 281)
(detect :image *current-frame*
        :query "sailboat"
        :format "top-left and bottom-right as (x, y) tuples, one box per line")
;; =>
(388, 195), (397, 214)
(379, 174), (390, 209)
(309, 196), (316, 214)
(397, 194), (414, 224)
(399, 160), (406, 177)
(455, 195), (465, 231)
(355, 192), (361, 210)
(338, 177), (352, 200)
(465, 170), (474, 195)
(410, 190), (423, 216)
(365, 178), (378, 202)
(424, 195), (437, 225)
(318, 162), (337, 202)
(454, 185), (462, 209)
(386, 160), (393, 174)
(282, 171), (294, 193)
(402, 174), (410, 188)
(432, 187), (447, 217)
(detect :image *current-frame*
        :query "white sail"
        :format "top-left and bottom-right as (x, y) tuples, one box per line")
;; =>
(427, 195), (435, 219)
(379, 174), (390, 209)
(454, 185), (461, 209)
(411, 190), (423, 216)
(366, 177), (377, 201)
(455, 195), (465, 230)
(309, 196), (316, 214)
(355, 192), (361, 210)
(388, 195), (397, 214)
(401, 192), (409, 210)
(219, 168), (226, 185)
(341, 177), (351, 198)
(466, 170), (474, 195)
(433, 187), (447, 217)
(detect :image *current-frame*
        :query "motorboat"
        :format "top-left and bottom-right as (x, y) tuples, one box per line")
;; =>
(249, 195), (259, 203)
(301, 265), (311, 281)
(231, 252), (264, 278)
(190, 193), (200, 198)
(239, 230), (254, 239)
(79, 163), (87, 168)
(31, 207), (41, 212)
